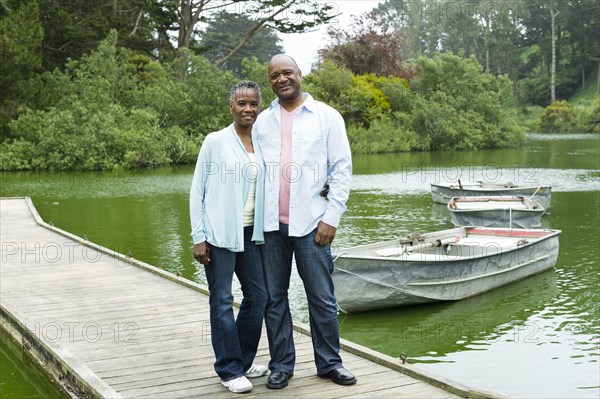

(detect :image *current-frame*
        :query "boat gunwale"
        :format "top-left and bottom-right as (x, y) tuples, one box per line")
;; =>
(430, 181), (551, 191)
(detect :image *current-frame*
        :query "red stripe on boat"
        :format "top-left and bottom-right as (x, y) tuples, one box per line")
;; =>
(466, 228), (550, 238)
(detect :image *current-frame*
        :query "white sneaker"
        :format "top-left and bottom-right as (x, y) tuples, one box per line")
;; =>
(245, 364), (268, 378)
(221, 376), (253, 393)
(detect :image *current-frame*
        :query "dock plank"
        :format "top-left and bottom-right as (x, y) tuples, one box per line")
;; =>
(1, 197), (504, 399)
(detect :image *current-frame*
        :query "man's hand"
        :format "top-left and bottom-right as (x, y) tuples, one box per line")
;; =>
(193, 242), (210, 265)
(315, 221), (336, 246)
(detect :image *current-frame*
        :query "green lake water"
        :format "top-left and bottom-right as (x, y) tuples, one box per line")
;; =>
(1, 133), (599, 398)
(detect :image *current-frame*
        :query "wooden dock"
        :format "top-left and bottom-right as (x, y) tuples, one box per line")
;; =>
(0, 197), (505, 399)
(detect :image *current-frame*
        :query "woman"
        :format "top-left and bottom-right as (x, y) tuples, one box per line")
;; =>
(189, 81), (267, 393)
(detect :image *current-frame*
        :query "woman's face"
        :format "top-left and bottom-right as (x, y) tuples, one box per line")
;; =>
(231, 88), (261, 128)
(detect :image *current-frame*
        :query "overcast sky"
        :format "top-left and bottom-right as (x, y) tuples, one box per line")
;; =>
(279, 0), (383, 74)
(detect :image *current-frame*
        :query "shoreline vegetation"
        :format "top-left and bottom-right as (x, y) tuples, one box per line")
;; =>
(2, 0), (599, 171)
(0, 33), (598, 171)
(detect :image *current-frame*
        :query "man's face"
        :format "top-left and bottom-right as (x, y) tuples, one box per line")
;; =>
(268, 57), (302, 102)
(230, 88), (261, 128)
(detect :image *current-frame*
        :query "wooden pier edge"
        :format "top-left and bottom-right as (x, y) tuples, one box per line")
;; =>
(293, 320), (507, 399)
(0, 300), (123, 399)
(0, 197), (508, 399)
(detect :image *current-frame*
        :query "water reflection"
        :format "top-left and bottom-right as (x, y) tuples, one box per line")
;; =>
(338, 270), (559, 362)
(0, 333), (69, 399)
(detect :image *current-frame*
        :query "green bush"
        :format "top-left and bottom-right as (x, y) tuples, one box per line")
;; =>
(303, 60), (353, 106)
(537, 100), (584, 133)
(303, 53), (524, 153)
(583, 97), (600, 133)
(1, 31), (235, 170)
(347, 114), (420, 153)
(410, 53), (524, 150)
(3, 103), (169, 170)
(0, 140), (35, 170)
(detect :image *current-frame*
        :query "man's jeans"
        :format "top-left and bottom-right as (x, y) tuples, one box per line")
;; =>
(204, 226), (267, 381)
(263, 223), (343, 375)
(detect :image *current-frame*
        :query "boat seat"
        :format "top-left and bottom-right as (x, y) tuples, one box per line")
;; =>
(374, 247), (405, 257)
(455, 202), (529, 210)
(458, 238), (518, 249)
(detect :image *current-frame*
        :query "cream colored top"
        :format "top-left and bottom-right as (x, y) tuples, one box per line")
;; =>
(243, 152), (257, 227)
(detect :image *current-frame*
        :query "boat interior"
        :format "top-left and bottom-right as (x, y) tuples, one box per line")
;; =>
(338, 228), (554, 261)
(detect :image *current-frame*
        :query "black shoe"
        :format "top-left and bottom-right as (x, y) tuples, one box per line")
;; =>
(320, 367), (357, 386)
(266, 371), (293, 389)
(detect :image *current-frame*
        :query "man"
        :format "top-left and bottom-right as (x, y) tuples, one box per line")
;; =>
(253, 54), (355, 389)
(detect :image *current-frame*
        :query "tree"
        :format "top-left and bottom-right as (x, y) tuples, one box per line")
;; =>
(156, 0), (337, 63)
(200, 11), (283, 75)
(549, 2), (560, 102)
(0, 0), (43, 137)
(438, 0), (482, 59)
(373, 0), (442, 60)
(33, 0), (338, 71)
(485, 8), (521, 77)
(38, 0), (156, 70)
(318, 11), (409, 78)
(562, 0), (600, 93)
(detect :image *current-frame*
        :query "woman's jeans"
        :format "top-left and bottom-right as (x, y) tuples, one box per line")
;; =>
(262, 223), (342, 375)
(204, 226), (267, 381)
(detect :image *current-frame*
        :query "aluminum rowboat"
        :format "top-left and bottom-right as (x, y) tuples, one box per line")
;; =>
(448, 196), (545, 229)
(332, 227), (560, 313)
(431, 181), (551, 209)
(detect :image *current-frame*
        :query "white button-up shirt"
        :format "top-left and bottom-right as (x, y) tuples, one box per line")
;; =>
(254, 94), (352, 237)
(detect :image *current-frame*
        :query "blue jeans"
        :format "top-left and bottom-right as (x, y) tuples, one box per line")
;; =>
(263, 223), (343, 375)
(204, 226), (267, 381)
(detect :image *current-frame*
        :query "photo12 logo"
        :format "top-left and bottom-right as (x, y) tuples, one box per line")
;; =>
(1, 241), (140, 264)
(399, 162), (544, 184)
(31, 321), (139, 344)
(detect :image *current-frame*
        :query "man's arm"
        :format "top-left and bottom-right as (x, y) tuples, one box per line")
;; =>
(317, 109), (352, 245)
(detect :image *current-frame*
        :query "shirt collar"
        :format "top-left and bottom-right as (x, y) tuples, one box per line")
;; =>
(269, 93), (316, 113)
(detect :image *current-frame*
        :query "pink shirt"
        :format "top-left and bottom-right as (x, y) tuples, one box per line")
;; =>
(279, 107), (296, 223)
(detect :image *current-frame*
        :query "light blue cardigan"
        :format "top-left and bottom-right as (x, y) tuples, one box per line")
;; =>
(190, 124), (265, 251)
